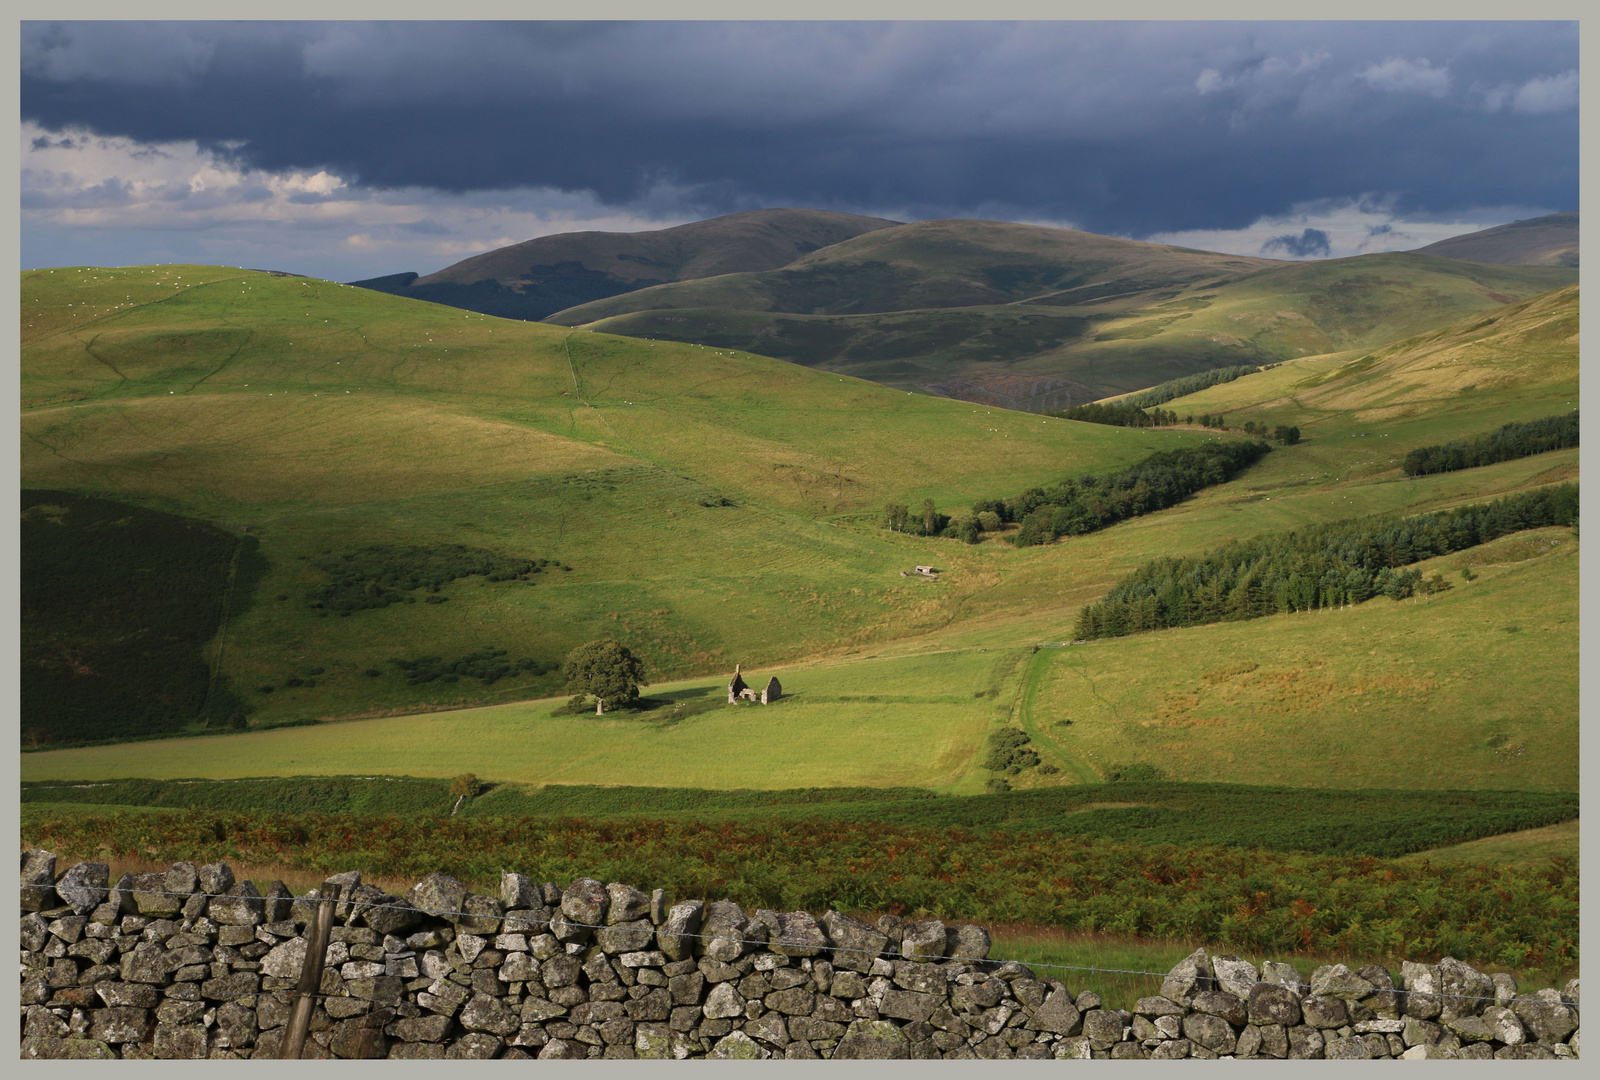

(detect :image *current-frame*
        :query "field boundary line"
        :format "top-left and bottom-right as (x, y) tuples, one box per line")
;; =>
(17, 884), (1560, 1008)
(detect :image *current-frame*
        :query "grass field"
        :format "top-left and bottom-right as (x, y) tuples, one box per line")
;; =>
(1024, 527), (1578, 791)
(1400, 820), (1579, 867)
(18, 266), (1579, 818)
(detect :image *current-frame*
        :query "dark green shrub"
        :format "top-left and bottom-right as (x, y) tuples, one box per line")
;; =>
(984, 778), (1012, 794)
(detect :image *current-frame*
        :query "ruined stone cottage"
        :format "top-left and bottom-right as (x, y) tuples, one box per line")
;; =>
(728, 666), (782, 704)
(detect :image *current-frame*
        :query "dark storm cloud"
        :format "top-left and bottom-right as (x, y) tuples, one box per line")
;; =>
(20, 20), (1578, 237)
(1263, 228), (1333, 258)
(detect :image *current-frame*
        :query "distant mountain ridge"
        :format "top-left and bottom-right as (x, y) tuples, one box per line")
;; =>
(1411, 212), (1578, 268)
(350, 208), (900, 321)
(348, 209), (1577, 411)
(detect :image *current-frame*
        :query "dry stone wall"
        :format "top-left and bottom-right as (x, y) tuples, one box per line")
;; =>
(19, 853), (1581, 1060)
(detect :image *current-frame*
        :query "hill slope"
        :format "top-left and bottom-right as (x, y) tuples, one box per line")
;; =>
(1412, 212), (1578, 268)
(21, 263), (1180, 738)
(349, 208), (900, 320)
(554, 222), (1574, 408)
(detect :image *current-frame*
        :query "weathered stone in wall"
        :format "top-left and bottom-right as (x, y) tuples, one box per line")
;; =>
(820, 910), (887, 973)
(948, 923), (990, 961)
(1301, 994), (1349, 1029)
(21, 849), (58, 911)
(1286, 1024), (1325, 1059)
(360, 894), (420, 935)
(700, 900), (750, 962)
(209, 880), (264, 925)
(1026, 990), (1083, 1036)
(1211, 953), (1259, 999)
(1248, 981), (1302, 1027)
(1182, 1012), (1236, 1055)
(656, 900), (704, 961)
(1311, 963), (1376, 1001)
(196, 862), (234, 896)
(20, 1036), (117, 1059)
(1261, 960), (1306, 997)
(596, 919), (656, 954)
(1401, 960), (1443, 1019)
(561, 877), (609, 926)
(1190, 989), (1248, 1027)
(606, 883), (650, 924)
(129, 873), (181, 917)
(834, 1018), (910, 1059)
(772, 911), (829, 958)
(56, 861), (111, 915)
(1437, 957), (1495, 1022)
(408, 873), (468, 922)
(899, 919), (946, 961)
(1513, 988), (1578, 1043)
(1160, 948), (1214, 1006)
(455, 893), (504, 935)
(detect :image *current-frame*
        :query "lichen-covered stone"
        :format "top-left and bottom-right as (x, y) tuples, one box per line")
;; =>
(1512, 988), (1578, 1043)
(898, 919), (946, 961)
(1247, 981), (1302, 1027)
(820, 909), (888, 973)
(407, 873), (468, 922)
(56, 862), (111, 916)
(1211, 953), (1259, 1000)
(454, 893), (504, 935)
(21, 849), (58, 911)
(1436, 957), (1494, 1022)
(833, 1018), (910, 1059)
(1160, 948), (1214, 1005)
(560, 877), (608, 925)
(596, 918), (655, 954)
(209, 881), (264, 926)
(605, 883), (650, 924)
(1311, 963), (1376, 1001)
(772, 910), (829, 958)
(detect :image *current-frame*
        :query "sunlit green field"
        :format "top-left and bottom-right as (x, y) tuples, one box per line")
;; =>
(19, 647), (1025, 790)
(19, 266), (1579, 809)
(1021, 529), (1578, 792)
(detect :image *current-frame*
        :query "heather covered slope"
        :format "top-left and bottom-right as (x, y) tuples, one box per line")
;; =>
(349, 208), (900, 321)
(553, 223), (1574, 407)
(1412, 211), (1578, 268)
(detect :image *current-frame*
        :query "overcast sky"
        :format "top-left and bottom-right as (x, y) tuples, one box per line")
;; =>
(21, 20), (1579, 281)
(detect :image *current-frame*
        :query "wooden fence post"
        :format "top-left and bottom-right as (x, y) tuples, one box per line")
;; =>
(278, 881), (342, 1059)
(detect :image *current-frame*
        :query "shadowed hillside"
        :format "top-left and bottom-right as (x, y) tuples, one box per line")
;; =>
(1412, 212), (1578, 268)
(349, 208), (900, 320)
(558, 226), (1574, 407)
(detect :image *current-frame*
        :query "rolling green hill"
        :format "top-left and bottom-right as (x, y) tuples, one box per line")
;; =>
(19, 265), (1578, 806)
(1412, 211), (1578, 268)
(349, 208), (900, 320)
(21, 263), (1179, 741)
(549, 222), (1574, 409)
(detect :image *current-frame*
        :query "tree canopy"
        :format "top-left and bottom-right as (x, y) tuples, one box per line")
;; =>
(562, 639), (648, 712)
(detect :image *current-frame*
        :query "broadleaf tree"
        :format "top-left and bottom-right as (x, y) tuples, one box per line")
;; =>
(562, 639), (648, 714)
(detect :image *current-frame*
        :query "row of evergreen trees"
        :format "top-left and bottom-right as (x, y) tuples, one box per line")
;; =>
(975, 440), (1273, 548)
(1123, 365), (1261, 409)
(1050, 401), (1182, 428)
(1074, 483), (1578, 640)
(1402, 410), (1578, 477)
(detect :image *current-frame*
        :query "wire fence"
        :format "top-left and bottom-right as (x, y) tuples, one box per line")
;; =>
(22, 884), (1567, 1009)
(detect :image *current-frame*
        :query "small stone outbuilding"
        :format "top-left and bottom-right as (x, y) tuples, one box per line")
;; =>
(728, 665), (781, 704)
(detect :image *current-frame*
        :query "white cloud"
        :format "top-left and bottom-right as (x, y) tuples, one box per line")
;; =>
(1143, 195), (1549, 261)
(1357, 57), (1451, 99)
(20, 121), (694, 279)
(1511, 70), (1578, 114)
(1195, 68), (1231, 95)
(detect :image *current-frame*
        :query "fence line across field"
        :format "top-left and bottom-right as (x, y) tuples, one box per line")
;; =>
(22, 883), (1557, 1008)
